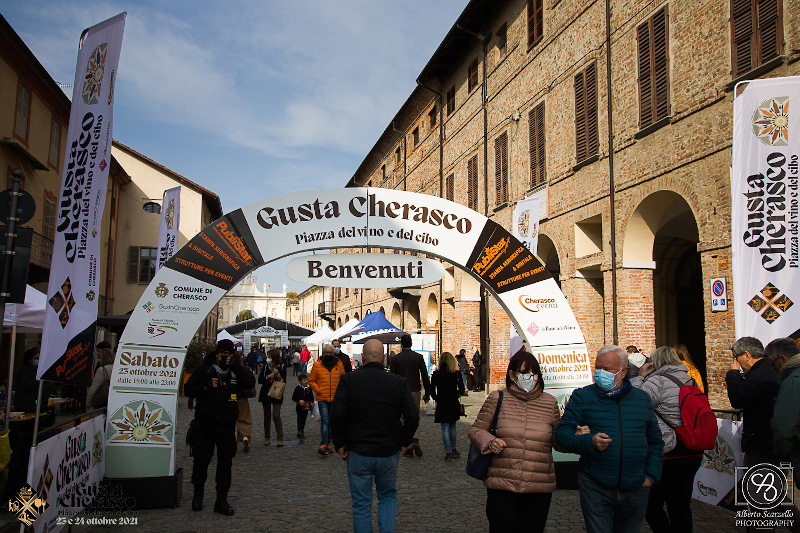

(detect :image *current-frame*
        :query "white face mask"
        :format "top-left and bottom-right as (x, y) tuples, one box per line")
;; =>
(515, 372), (538, 392)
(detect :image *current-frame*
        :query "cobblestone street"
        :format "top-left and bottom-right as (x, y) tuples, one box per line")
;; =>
(54, 374), (786, 532)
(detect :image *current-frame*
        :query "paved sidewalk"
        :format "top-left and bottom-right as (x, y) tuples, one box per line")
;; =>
(44, 374), (790, 532)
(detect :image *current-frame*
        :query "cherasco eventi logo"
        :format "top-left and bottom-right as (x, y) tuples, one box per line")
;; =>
(8, 484), (48, 527)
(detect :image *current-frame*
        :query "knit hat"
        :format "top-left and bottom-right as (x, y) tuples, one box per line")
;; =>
(628, 352), (647, 368)
(217, 339), (236, 353)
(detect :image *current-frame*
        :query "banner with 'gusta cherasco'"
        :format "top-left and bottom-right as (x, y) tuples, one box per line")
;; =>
(732, 76), (800, 344)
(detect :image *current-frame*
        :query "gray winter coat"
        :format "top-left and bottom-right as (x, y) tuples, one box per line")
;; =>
(631, 364), (695, 453)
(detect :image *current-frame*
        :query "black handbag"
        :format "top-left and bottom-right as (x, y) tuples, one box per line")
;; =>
(186, 419), (199, 457)
(465, 391), (503, 480)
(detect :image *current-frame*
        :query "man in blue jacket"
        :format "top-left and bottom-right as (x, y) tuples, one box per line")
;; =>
(556, 345), (664, 533)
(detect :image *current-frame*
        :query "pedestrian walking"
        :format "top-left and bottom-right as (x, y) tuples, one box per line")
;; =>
(234, 352), (255, 453)
(674, 343), (704, 393)
(468, 350), (563, 533)
(309, 343), (346, 455)
(472, 349), (484, 391)
(430, 352), (464, 461)
(246, 347), (259, 375)
(389, 334), (431, 458)
(184, 339), (255, 515)
(300, 345), (311, 374)
(87, 346), (114, 408)
(456, 349), (469, 394)
(555, 345), (664, 533)
(632, 346), (703, 533)
(332, 338), (353, 372)
(331, 339), (419, 533)
(292, 373), (314, 439)
(259, 349), (287, 446)
(292, 348), (301, 376)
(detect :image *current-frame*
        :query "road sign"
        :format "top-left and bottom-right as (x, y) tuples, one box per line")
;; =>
(0, 189), (36, 225)
(710, 277), (728, 312)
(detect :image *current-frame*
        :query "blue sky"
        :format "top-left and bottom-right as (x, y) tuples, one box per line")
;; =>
(3, 0), (465, 299)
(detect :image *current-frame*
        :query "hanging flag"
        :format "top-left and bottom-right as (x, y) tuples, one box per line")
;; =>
(38, 13), (127, 386)
(731, 76), (800, 343)
(512, 196), (540, 256)
(155, 186), (181, 273)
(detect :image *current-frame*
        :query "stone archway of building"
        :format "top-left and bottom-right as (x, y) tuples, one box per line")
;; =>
(390, 303), (401, 327)
(406, 299), (421, 332)
(337, 317), (342, 328)
(345, 314), (350, 323)
(426, 294), (438, 326)
(354, 312), (360, 321)
(536, 234), (562, 289)
(623, 191), (705, 384)
(379, 306), (386, 317)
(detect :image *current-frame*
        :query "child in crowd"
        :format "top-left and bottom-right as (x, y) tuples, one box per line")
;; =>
(292, 374), (314, 439)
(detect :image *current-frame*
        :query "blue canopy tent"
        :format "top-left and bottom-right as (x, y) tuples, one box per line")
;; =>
(350, 312), (407, 344)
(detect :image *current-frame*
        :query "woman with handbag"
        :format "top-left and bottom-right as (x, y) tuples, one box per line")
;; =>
(234, 352), (256, 452)
(467, 350), (562, 533)
(259, 349), (287, 446)
(431, 352), (465, 461)
(87, 346), (114, 408)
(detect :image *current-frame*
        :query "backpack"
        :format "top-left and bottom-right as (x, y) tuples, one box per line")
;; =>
(659, 373), (717, 451)
(92, 367), (110, 408)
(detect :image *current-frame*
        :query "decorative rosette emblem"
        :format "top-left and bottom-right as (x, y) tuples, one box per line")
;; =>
(752, 97), (789, 146)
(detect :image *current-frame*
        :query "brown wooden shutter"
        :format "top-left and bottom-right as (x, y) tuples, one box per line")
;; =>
(43, 198), (55, 240)
(653, 8), (669, 122)
(638, 21), (653, 128)
(127, 246), (140, 283)
(575, 70), (587, 162)
(468, 156), (478, 211)
(495, 133), (508, 205)
(469, 59), (479, 92)
(527, 0), (543, 46)
(757, 0), (781, 64)
(447, 86), (455, 115)
(732, 0), (754, 77)
(586, 63), (599, 157)
(529, 102), (545, 187)
(446, 174), (454, 202)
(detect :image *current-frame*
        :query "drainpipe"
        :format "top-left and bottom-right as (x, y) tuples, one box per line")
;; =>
(606, 0), (619, 345)
(416, 79), (446, 359)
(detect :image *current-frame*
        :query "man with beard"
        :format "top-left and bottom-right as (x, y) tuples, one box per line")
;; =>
(309, 343), (346, 455)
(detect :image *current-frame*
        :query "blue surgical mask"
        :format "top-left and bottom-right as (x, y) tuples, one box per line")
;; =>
(594, 367), (623, 391)
(31, 360), (39, 367)
(334, 348), (341, 355)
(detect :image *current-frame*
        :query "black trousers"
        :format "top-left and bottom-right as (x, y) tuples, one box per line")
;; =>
(296, 405), (309, 433)
(191, 422), (236, 495)
(486, 488), (552, 533)
(645, 455), (702, 533)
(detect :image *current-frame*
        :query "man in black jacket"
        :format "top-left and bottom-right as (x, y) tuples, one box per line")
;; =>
(332, 339), (419, 533)
(184, 339), (255, 516)
(389, 334), (431, 457)
(726, 336), (779, 466)
(332, 338), (353, 373)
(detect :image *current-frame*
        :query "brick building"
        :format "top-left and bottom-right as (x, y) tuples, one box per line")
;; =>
(334, 0), (799, 407)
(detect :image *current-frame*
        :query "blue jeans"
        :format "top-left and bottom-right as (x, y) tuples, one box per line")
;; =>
(318, 400), (332, 446)
(441, 422), (457, 453)
(346, 451), (400, 533)
(578, 471), (651, 533)
(461, 372), (468, 388)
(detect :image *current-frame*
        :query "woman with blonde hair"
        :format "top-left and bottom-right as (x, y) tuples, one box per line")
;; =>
(430, 351), (465, 461)
(673, 343), (704, 393)
(633, 346), (703, 532)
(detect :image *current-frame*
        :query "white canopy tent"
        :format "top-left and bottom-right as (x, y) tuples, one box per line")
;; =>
(331, 318), (362, 340)
(302, 324), (335, 345)
(216, 329), (240, 344)
(3, 285), (46, 333)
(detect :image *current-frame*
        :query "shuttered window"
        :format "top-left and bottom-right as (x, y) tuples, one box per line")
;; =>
(468, 156), (479, 211)
(574, 62), (599, 163)
(429, 107), (437, 128)
(43, 198), (55, 240)
(527, 0), (544, 47)
(529, 102), (546, 187)
(638, 7), (670, 129)
(447, 86), (455, 115)
(446, 174), (454, 202)
(495, 132), (509, 206)
(128, 246), (157, 284)
(395, 146), (401, 163)
(468, 59), (479, 93)
(48, 119), (61, 169)
(14, 83), (30, 141)
(412, 127), (419, 146)
(731, 0), (782, 78)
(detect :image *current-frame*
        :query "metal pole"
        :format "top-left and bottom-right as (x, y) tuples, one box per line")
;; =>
(4, 324), (17, 430)
(606, 0), (619, 345)
(30, 380), (44, 446)
(2, 170), (22, 431)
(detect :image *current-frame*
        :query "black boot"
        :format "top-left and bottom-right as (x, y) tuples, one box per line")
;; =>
(413, 438), (423, 457)
(191, 487), (203, 512)
(214, 492), (235, 516)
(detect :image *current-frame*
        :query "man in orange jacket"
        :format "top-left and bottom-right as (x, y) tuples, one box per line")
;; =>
(309, 343), (346, 455)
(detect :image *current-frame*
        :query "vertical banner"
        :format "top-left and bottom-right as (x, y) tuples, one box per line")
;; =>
(38, 13), (127, 386)
(692, 419), (744, 510)
(732, 76), (800, 343)
(155, 186), (181, 273)
(512, 196), (540, 256)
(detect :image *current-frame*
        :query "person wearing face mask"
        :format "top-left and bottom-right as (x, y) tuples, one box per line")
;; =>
(555, 345), (664, 533)
(467, 350), (564, 533)
(14, 347), (53, 414)
(184, 339), (255, 516)
(331, 339), (353, 373)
